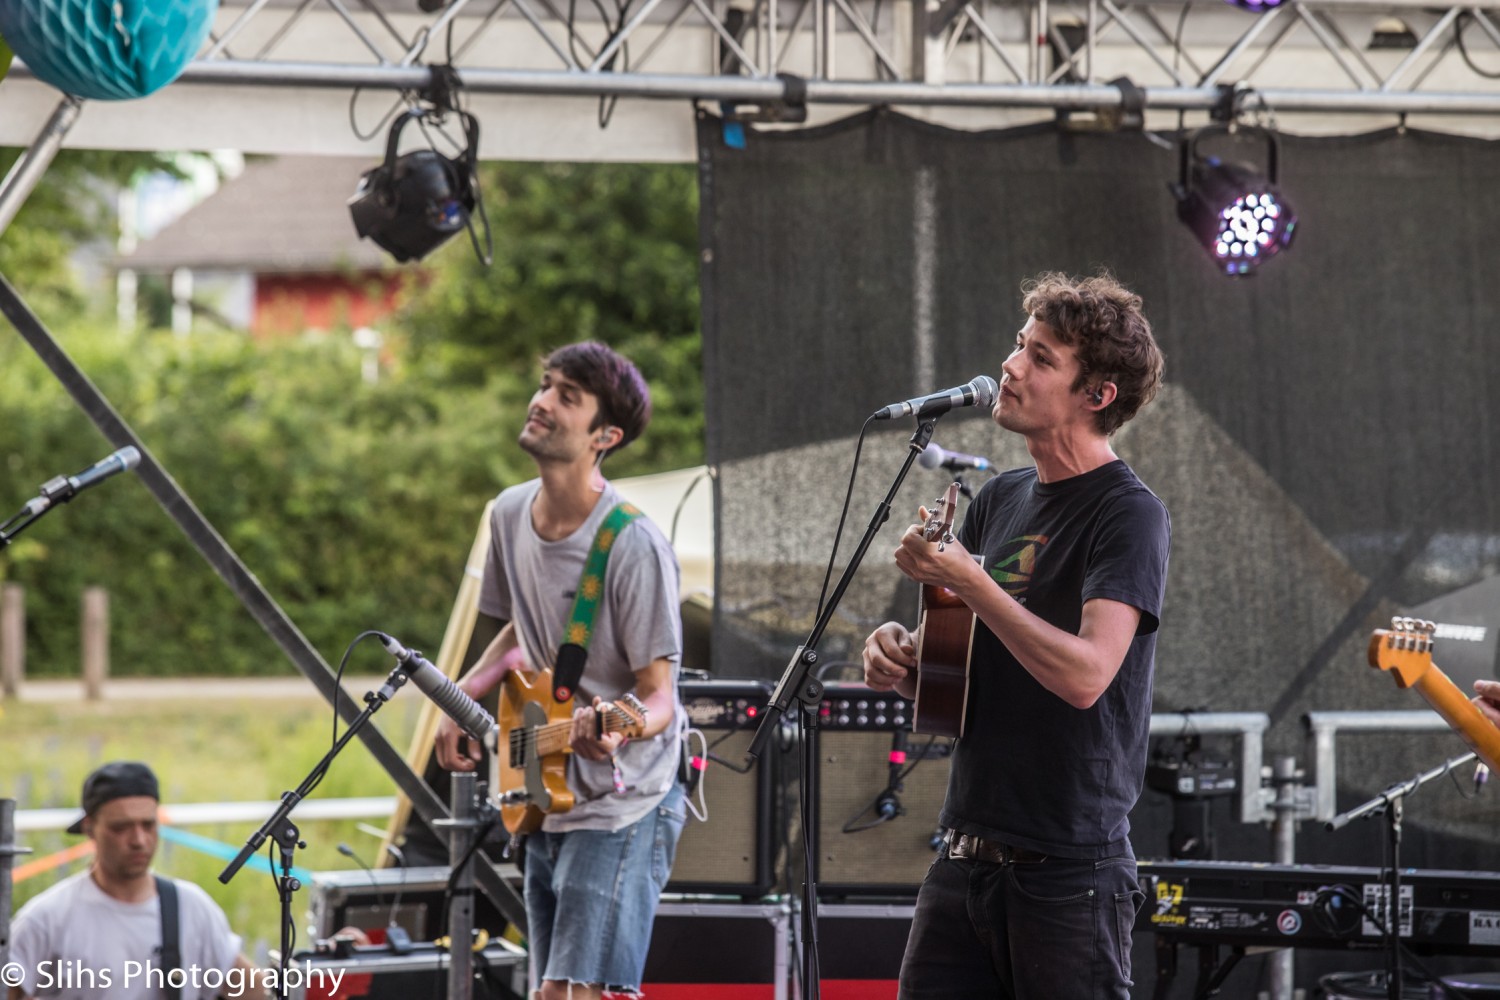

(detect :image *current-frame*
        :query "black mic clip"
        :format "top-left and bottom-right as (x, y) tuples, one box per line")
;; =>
(384, 925), (414, 955)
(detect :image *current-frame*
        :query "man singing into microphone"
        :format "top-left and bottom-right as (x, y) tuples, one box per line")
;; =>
(863, 271), (1169, 999)
(433, 341), (686, 1000)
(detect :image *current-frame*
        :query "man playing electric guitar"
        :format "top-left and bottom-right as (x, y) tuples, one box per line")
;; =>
(863, 272), (1170, 1000)
(434, 341), (686, 1000)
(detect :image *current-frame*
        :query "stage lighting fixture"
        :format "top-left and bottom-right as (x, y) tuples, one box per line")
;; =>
(1171, 125), (1296, 276)
(348, 106), (481, 263)
(1222, 0), (1285, 12)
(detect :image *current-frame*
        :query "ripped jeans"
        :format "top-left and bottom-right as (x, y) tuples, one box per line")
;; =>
(523, 783), (687, 996)
(898, 844), (1144, 1000)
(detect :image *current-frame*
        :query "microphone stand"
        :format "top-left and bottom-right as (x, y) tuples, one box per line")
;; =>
(1326, 749), (1476, 1000)
(220, 662), (416, 998)
(747, 416), (940, 1000)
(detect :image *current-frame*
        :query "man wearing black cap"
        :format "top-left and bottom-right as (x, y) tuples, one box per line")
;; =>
(8, 762), (257, 1000)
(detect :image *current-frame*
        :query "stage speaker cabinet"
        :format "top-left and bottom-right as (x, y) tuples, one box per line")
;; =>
(817, 684), (953, 897)
(668, 678), (777, 896)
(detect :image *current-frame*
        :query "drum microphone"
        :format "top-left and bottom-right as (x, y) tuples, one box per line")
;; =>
(377, 633), (496, 741)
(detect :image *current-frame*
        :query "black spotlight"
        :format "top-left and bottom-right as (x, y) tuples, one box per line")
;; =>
(1171, 124), (1296, 276)
(349, 108), (480, 263)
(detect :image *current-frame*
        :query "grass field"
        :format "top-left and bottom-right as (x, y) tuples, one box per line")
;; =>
(0, 686), (427, 959)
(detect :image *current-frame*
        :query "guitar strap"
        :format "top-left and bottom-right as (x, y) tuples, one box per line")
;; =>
(552, 502), (643, 702)
(154, 875), (182, 1000)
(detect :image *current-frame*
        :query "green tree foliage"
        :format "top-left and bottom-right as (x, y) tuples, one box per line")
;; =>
(399, 161), (703, 477)
(0, 326), (519, 677)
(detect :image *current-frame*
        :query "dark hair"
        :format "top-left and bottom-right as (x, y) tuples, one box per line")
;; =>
(542, 341), (652, 456)
(1021, 271), (1164, 435)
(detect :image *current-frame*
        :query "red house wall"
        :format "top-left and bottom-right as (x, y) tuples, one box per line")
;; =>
(252, 272), (409, 339)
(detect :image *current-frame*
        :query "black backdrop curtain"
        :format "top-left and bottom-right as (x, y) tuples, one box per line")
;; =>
(696, 106), (1500, 915)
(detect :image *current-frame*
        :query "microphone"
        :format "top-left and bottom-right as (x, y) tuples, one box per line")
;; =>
(873, 376), (999, 421)
(29, 446), (141, 513)
(1477, 762), (1489, 795)
(919, 443), (993, 473)
(377, 633), (496, 742)
(876, 730), (908, 821)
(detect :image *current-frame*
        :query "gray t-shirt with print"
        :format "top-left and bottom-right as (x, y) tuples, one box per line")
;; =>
(478, 479), (684, 832)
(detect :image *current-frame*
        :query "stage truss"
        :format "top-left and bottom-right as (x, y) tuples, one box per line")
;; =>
(4, 0), (1500, 162)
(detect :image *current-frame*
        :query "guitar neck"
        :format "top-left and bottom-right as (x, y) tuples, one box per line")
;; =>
(522, 710), (637, 757)
(1409, 665), (1500, 774)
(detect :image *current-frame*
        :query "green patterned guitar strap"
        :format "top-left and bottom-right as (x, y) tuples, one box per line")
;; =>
(551, 502), (643, 702)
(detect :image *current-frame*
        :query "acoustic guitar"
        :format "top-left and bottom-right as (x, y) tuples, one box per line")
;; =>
(912, 482), (978, 738)
(1368, 616), (1500, 773)
(491, 664), (647, 834)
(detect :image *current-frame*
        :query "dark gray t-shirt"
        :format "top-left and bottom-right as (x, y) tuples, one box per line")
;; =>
(479, 479), (684, 832)
(946, 460), (1170, 859)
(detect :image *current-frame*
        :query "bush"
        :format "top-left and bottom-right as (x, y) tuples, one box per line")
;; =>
(0, 325), (518, 677)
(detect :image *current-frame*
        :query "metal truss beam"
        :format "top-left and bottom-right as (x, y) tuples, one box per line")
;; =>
(143, 57), (1500, 115)
(5, 0), (1500, 158)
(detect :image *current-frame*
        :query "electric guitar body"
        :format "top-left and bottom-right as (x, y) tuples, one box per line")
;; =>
(493, 666), (645, 834)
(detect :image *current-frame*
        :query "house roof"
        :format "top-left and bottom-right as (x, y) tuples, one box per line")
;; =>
(120, 156), (396, 274)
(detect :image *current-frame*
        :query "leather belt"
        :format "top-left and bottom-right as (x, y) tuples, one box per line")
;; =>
(945, 830), (1049, 865)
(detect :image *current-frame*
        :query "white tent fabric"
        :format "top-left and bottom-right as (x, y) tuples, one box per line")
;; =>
(612, 466), (714, 599)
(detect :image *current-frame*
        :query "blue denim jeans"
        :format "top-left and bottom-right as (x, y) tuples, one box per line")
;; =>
(523, 783), (687, 995)
(898, 844), (1144, 1000)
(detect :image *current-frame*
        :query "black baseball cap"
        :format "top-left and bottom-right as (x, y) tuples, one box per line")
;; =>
(65, 761), (160, 835)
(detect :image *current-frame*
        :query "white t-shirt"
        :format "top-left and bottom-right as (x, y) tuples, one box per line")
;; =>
(9, 870), (243, 1000)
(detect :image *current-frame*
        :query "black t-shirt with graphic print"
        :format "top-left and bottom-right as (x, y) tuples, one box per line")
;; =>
(940, 459), (1170, 859)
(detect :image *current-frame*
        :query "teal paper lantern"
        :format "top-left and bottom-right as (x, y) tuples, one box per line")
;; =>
(0, 0), (218, 100)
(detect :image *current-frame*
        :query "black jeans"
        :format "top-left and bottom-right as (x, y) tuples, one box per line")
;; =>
(898, 846), (1144, 999)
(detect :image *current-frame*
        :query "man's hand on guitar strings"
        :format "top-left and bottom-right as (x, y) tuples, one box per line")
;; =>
(863, 622), (916, 693)
(434, 715), (484, 771)
(433, 646), (525, 772)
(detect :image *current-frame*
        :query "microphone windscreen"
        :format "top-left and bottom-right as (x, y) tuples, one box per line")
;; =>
(971, 375), (999, 409)
(918, 445), (944, 471)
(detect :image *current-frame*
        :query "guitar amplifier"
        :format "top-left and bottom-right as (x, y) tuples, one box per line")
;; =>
(668, 678), (779, 896)
(816, 684), (952, 897)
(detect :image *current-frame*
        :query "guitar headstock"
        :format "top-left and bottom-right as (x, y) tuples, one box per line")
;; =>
(602, 693), (648, 739)
(1368, 616), (1437, 689)
(923, 482), (961, 546)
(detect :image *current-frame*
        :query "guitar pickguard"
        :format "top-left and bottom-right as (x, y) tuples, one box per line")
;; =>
(520, 699), (555, 812)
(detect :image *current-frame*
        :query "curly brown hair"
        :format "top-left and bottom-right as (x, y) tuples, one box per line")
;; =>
(1020, 271), (1164, 435)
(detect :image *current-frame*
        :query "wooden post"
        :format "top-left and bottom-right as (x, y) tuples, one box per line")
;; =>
(1, 583), (22, 698)
(82, 586), (108, 701)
